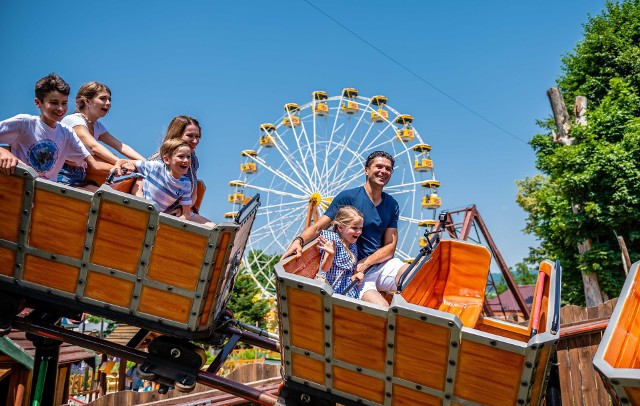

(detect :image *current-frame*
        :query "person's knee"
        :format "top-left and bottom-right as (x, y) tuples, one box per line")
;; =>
(361, 289), (390, 307)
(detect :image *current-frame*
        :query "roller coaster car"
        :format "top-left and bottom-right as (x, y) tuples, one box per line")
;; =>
(0, 164), (260, 341)
(593, 260), (640, 405)
(274, 238), (561, 406)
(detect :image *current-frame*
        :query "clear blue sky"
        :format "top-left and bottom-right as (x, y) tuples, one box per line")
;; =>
(0, 1), (607, 270)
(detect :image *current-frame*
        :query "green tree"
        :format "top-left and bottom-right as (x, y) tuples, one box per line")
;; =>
(227, 274), (270, 329)
(516, 0), (640, 305)
(245, 249), (281, 290)
(493, 263), (539, 296)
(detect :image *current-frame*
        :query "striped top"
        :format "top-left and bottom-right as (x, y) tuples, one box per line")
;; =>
(135, 160), (192, 212)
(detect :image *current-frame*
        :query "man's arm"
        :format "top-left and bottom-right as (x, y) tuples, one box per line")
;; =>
(282, 215), (333, 259)
(356, 227), (398, 273)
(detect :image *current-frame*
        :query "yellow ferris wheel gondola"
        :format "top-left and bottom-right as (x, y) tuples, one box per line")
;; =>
(413, 143), (433, 172)
(422, 193), (442, 209)
(370, 95), (389, 123)
(418, 219), (438, 247)
(283, 103), (300, 128)
(259, 123), (276, 148)
(227, 180), (246, 204)
(341, 87), (359, 115)
(395, 114), (414, 142)
(313, 91), (329, 116)
(240, 150), (258, 174)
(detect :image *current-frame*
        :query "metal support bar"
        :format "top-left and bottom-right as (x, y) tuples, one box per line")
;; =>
(13, 317), (278, 406)
(126, 328), (150, 348)
(28, 335), (62, 406)
(220, 325), (280, 353)
(207, 333), (241, 373)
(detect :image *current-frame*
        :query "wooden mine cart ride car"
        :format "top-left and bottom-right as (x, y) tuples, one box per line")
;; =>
(275, 238), (561, 406)
(0, 165), (259, 340)
(593, 260), (640, 405)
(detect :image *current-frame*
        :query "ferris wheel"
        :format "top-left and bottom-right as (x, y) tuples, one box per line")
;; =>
(226, 88), (441, 298)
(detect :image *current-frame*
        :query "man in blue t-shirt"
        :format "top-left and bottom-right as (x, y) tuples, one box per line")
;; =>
(284, 151), (408, 306)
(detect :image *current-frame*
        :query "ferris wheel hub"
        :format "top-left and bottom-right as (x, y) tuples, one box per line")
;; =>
(309, 192), (322, 206)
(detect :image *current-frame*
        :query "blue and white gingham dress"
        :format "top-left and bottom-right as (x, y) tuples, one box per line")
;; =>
(318, 230), (359, 298)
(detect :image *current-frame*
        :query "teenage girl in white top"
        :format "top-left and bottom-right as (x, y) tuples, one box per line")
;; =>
(58, 81), (144, 188)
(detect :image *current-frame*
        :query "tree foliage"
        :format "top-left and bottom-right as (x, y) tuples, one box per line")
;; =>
(516, 0), (640, 305)
(226, 274), (270, 329)
(494, 263), (539, 295)
(227, 249), (280, 328)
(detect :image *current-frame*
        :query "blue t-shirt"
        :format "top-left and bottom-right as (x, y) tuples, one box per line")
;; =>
(324, 186), (399, 259)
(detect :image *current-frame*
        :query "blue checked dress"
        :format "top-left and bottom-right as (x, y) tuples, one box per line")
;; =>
(317, 230), (359, 298)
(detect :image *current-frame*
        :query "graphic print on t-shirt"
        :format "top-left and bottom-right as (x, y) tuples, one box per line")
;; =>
(27, 139), (58, 172)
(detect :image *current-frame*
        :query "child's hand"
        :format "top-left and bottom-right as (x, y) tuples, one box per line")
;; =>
(121, 161), (136, 174)
(318, 238), (335, 256)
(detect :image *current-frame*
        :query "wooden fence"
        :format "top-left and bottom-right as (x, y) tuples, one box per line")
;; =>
(557, 298), (617, 406)
(75, 363), (280, 406)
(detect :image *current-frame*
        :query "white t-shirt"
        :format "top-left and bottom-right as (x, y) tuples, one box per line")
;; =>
(135, 160), (192, 212)
(61, 113), (108, 141)
(0, 114), (90, 181)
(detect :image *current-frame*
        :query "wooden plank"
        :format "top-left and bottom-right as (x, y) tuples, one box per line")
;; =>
(556, 339), (573, 406)
(147, 223), (208, 291)
(566, 336), (585, 405)
(29, 189), (90, 259)
(0, 174), (23, 243)
(290, 352), (324, 385)
(137, 285), (192, 324)
(199, 231), (231, 327)
(576, 334), (599, 405)
(0, 246), (15, 277)
(474, 318), (529, 342)
(287, 287), (324, 354)
(528, 345), (550, 404)
(394, 315), (448, 391)
(332, 305), (387, 373)
(282, 241), (321, 278)
(626, 386), (640, 405)
(392, 384), (442, 406)
(332, 365), (385, 404)
(454, 340), (522, 405)
(23, 255), (79, 293)
(84, 272), (134, 308)
(91, 200), (147, 274)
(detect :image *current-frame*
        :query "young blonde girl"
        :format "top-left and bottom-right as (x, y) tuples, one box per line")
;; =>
(316, 206), (365, 298)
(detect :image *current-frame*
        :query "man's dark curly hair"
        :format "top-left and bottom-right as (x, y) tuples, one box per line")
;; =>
(365, 151), (395, 169)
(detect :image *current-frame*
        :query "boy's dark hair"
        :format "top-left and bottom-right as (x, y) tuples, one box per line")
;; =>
(35, 73), (70, 100)
(365, 151), (395, 168)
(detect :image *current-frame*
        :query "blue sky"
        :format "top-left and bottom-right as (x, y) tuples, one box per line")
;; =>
(0, 1), (607, 270)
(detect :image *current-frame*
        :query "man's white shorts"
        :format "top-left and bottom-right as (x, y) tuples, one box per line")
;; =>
(358, 258), (405, 298)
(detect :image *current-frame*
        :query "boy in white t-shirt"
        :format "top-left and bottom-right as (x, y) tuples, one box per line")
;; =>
(0, 73), (112, 189)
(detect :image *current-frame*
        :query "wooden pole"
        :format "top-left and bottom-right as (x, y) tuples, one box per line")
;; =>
(547, 88), (604, 306)
(617, 235), (632, 275)
(546, 87), (573, 145)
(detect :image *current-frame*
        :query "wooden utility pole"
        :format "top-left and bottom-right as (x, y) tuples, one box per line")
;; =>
(547, 87), (573, 146)
(547, 88), (605, 306)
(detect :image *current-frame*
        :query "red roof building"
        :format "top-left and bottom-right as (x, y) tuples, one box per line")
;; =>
(486, 285), (535, 322)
